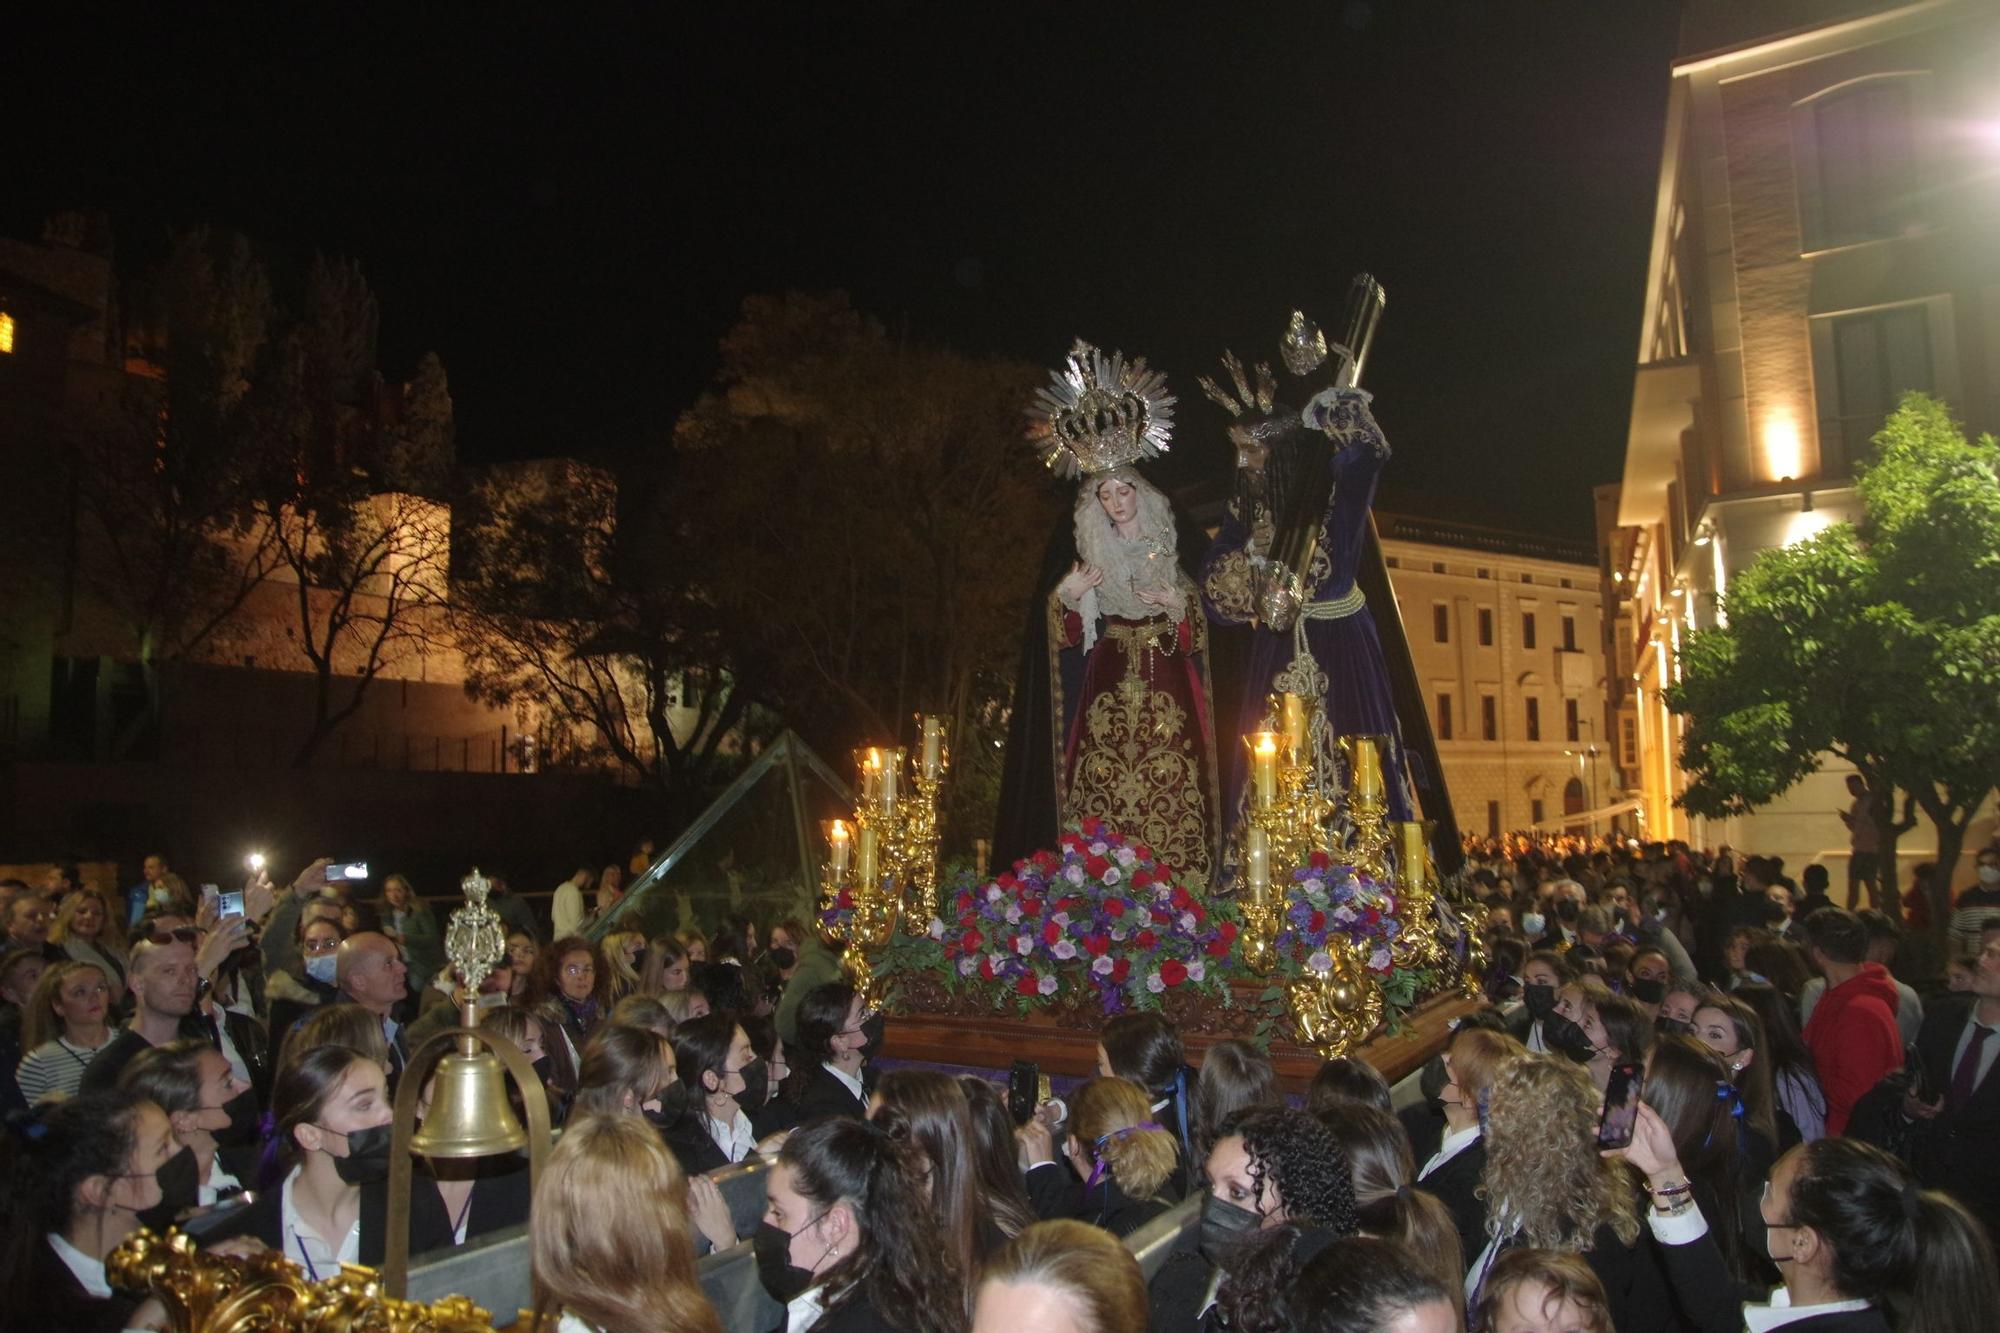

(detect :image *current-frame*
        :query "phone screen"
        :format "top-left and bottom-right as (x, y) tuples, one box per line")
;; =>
(1007, 1060), (1039, 1125)
(1597, 1062), (1644, 1149)
(326, 860), (370, 883)
(216, 890), (246, 920)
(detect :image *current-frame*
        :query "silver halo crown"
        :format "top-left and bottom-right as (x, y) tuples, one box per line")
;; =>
(1027, 339), (1175, 478)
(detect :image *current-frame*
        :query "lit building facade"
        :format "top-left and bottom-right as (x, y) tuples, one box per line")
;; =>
(1377, 514), (1618, 840)
(1605, 1), (2000, 861)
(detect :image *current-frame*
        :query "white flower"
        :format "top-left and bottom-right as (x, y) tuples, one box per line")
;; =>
(1187, 960), (1206, 983)
(1092, 955), (1116, 976)
(1109, 927), (1128, 942)
(1015, 934), (1034, 956)
(958, 956), (979, 976)
(1037, 974), (1059, 996)
(1146, 971), (1166, 994)
(1052, 911), (1071, 928)
(1065, 865), (1086, 886)
(989, 951), (1010, 971)
(1178, 911), (1197, 932)
(1115, 846), (1137, 867)
(1308, 950), (1333, 974)
(1103, 866), (1122, 885)
(1370, 946), (1391, 971)
(1090, 841), (1109, 856)
(927, 917), (945, 940)
(986, 885), (1003, 902)
(1004, 904), (1022, 925)
(1052, 939), (1078, 961)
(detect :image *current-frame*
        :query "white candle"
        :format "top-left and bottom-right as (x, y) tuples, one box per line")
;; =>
(828, 820), (851, 877)
(919, 716), (944, 780)
(1245, 826), (1271, 905)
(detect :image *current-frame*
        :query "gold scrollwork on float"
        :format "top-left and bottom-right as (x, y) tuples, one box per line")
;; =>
(1287, 937), (1384, 1059)
(106, 1228), (492, 1333)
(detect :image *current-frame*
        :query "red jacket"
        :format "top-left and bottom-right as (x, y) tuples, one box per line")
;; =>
(1802, 962), (1904, 1135)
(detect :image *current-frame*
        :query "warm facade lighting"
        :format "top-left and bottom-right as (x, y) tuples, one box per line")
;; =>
(1761, 411), (1803, 483)
(0, 312), (14, 354)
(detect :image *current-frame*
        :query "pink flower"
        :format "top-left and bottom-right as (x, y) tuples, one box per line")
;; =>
(1037, 974), (1059, 996)
(1145, 971), (1166, 994)
(1092, 955), (1116, 976)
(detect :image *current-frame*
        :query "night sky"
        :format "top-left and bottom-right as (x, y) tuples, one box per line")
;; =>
(7, 2), (1683, 537)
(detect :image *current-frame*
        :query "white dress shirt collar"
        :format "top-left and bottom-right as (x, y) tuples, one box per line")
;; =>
(46, 1232), (110, 1298)
(824, 1061), (865, 1102)
(1419, 1124), (1481, 1181)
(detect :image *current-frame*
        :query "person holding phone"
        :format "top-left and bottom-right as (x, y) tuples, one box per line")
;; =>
(1469, 1054), (1671, 1332)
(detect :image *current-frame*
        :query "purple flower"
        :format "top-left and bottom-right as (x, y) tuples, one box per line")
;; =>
(1052, 939), (1078, 961)
(1308, 949), (1333, 974)
(1092, 954), (1115, 976)
(1037, 974), (1059, 996)
(1145, 971), (1166, 994)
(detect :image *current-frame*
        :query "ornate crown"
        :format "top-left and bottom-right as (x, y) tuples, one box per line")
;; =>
(1028, 339), (1175, 478)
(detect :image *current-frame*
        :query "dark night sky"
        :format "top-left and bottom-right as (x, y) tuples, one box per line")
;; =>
(6, 2), (1684, 537)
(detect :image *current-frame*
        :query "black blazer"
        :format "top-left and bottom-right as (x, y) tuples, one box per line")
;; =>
(1416, 1134), (1487, 1265)
(1655, 1205), (1889, 1333)
(658, 1113), (733, 1177)
(807, 1289), (907, 1333)
(794, 1062), (872, 1122)
(1145, 1228), (1217, 1333)
(1075, 1176), (1169, 1239)
(226, 1173), (459, 1268)
(1908, 995), (2000, 1237)
(12, 1236), (140, 1333)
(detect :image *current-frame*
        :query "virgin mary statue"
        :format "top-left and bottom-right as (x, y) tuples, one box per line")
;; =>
(1028, 341), (1221, 888)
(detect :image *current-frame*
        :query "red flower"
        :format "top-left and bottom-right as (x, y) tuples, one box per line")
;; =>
(1131, 870), (1154, 891)
(1308, 850), (1332, 870)
(1081, 816), (1105, 836)
(1218, 921), (1239, 944)
(1161, 960), (1188, 987)
(1085, 854), (1112, 878)
(836, 890), (853, 909)
(1104, 899), (1127, 918)
(1205, 935), (1232, 959)
(1189, 904), (1207, 924)
(1170, 886), (1193, 911)
(1016, 973), (1040, 997)
(962, 928), (984, 952)
(1135, 929), (1159, 951)
(1133, 844), (1154, 861)
(1035, 851), (1060, 873)
(1021, 895), (1043, 917)
(1150, 906), (1172, 925)
(1084, 932), (1111, 957)
(1041, 920), (1061, 946)
(1309, 910), (1327, 932)
(979, 956), (998, 980)
(998, 871), (1019, 890)
(955, 891), (974, 913)
(1111, 957), (1131, 982)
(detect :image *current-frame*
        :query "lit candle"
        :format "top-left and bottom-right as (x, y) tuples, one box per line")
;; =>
(859, 749), (882, 805)
(1246, 732), (1280, 809)
(856, 825), (879, 888)
(1244, 826), (1271, 905)
(1281, 693), (1308, 762)
(880, 750), (899, 817)
(919, 716), (944, 780)
(1397, 822), (1429, 891)
(828, 820), (851, 877)
(973, 838), (991, 879)
(1349, 737), (1383, 800)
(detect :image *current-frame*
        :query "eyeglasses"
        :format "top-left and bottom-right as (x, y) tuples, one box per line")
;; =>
(562, 963), (596, 978)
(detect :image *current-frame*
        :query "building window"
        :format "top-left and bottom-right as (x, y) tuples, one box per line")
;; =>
(1477, 567), (1491, 580)
(1480, 695), (1497, 741)
(1477, 608), (1494, 646)
(1560, 578), (1573, 589)
(1525, 698), (1541, 742)
(0, 312), (13, 354)
(1565, 698), (1580, 743)
(1385, 556), (1399, 568)
(1433, 604), (1450, 644)
(1818, 303), (1933, 473)
(1432, 561), (1446, 574)
(1799, 76), (1920, 250)
(1487, 801), (1500, 838)
(1531, 798), (1545, 827)
(1520, 573), (1532, 584)
(1561, 615), (1577, 652)
(1435, 693), (1453, 741)
(1522, 612), (1538, 650)
(1621, 715), (1637, 768)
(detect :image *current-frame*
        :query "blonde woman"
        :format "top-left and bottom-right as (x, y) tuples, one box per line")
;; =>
(1048, 1076), (1178, 1237)
(601, 930), (646, 1003)
(1471, 1054), (1665, 1331)
(973, 1219), (1146, 1333)
(531, 1113), (722, 1333)
(639, 936), (691, 995)
(51, 887), (127, 990)
(281, 1002), (392, 1074)
(15, 961), (116, 1103)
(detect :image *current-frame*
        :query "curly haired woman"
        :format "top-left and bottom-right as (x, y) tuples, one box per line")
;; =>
(1471, 1053), (1671, 1331)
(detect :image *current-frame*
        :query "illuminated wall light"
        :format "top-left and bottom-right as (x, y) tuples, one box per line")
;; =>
(1761, 411), (1803, 484)
(0, 311), (14, 354)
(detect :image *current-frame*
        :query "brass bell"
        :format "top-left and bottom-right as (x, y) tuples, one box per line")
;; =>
(410, 1039), (527, 1159)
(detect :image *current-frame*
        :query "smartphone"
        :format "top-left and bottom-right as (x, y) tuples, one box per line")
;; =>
(1597, 1062), (1644, 1150)
(216, 890), (246, 920)
(326, 860), (370, 883)
(200, 883), (220, 911)
(1906, 1044), (1936, 1104)
(1007, 1059), (1039, 1125)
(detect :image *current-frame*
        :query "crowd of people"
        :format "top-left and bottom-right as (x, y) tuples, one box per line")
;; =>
(1, 831), (1998, 1331)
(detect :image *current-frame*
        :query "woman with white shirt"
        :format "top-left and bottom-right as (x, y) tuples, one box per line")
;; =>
(1611, 1101), (1999, 1333)
(0, 1089), (181, 1333)
(665, 1013), (764, 1174)
(794, 982), (874, 1121)
(117, 1039), (253, 1213)
(1416, 1027), (1523, 1266)
(228, 1043), (395, 1277)
(15, 961), (116, 1104)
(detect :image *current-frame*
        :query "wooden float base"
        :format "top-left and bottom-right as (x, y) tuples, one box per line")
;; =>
(880, 989), (1483, 1094)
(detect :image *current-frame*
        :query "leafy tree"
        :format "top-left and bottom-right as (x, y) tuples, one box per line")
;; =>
(1669, 394), (2000, 949)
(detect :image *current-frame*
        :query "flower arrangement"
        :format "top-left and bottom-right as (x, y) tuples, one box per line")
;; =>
(1275, 850), (1403, 978)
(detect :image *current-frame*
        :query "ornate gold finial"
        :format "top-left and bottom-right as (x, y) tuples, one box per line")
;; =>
(443, 867), (506, 995)
(1281, 310), (1328, 376)
(1287, 937), (1385, 1058)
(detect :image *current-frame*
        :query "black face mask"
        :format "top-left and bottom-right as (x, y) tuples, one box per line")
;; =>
(1198, 1193), (1263, 1264)
(731, 1057), (770, 1109)
(137, 1144), (202, 1231)
(768, 948), (797, 971)
(1523, 983), (1558, 1020)
(529, 1055), (554, 1086)
(1656, 1015), (1694, 1037)
(1555, 899), (1581, 924)
(1542, 1012), (1598, 1064)
(754, 1218), (821, 1303)
(214, 1088), (262, 1148)
(326, 1123), (393, 1185)
(1630, 978), (1667, 1005)
(647, 1080), (693, 1127)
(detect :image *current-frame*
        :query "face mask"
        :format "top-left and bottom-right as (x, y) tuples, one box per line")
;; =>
(1656, 1015), (1694, 1037)
(1198, 1193), (1263, 1264)
(1555, 899), (1580, 924)
(1630, 978), (1667, 1005)
(768, 948), (797, 971)
(1542, 1012), (1598, 1064)
(304, 954), (338, 985)
(859, 1012), (886, 1053)
(1523, 983), (1557, 1020)
(214, 1087), (262, 1147)
(1980, 866), (2000, 887)
(730, 1058), (769, 1109)
(321, 1122), (393, 1185)
(649, 1080), (693, 1125)
(529, 1055), (554, 1086)
(135, 1144), (201, 1230)
(1521, 912), (1546, 938)
(754, 1218), (821, 1302)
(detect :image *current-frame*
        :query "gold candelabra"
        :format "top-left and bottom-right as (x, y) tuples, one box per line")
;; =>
(818, 718), (948, 1003)
(1338, 733), (1392, 880)
(1390, 819), (1443, 968)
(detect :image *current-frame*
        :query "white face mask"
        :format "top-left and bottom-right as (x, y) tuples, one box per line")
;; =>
(1521, 912), (1546, 938)
(305, 954), (338, 985)
(1979, 865), (2000, 887)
